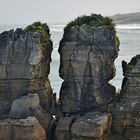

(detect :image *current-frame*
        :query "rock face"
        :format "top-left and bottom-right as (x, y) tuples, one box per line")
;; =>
(0, 117), (46, 140)
(0, 22), (53, 117)
(0, 22), (54, 140)
(59, 14), (119, 113)
(108, 55), (140, 140)
(56, 111), (112, 140)
(56, 14), (119, 140)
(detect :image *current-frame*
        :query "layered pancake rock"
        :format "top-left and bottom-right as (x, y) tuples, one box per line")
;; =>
(0, 22), (55, 140)
(109, 55), (140, 140)
(59, 14), (119, 113)
(0, 22), (53, 116)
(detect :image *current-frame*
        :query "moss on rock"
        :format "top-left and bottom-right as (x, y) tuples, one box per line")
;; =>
(65, 14), (115, 31)
(24, 22), (50, 36)
(25, 22), (52, 69)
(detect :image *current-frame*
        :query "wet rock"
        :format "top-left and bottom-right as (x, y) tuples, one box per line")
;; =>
(59, 14), (119, 113)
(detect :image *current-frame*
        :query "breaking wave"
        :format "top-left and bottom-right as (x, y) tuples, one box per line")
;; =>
(116, 24), (140, 29)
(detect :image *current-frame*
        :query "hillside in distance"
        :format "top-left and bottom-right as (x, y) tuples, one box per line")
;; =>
(112, 12), (140, 24)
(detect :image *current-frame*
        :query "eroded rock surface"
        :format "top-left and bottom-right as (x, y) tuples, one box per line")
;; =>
(108, 55), (140, 140)
(0, 22), (53, 117)
(59, 14), (119, 113)
(0, 22), (55, 140)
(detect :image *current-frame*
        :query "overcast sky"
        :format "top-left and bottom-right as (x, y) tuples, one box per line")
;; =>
(0, 0), (140, 24)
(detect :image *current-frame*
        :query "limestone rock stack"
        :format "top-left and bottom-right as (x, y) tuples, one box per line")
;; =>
(0, 22), (53, 116)
(0, 22), (54, 140)
(56, 14), (119, 140)
(109, 55), (140, 140)
(59, 14), (119, 113)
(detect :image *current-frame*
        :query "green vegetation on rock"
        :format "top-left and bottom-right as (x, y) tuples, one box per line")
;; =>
(24, 21), (50, 38)
(65, 14), (116, 31)
(24, 22), (52, 78)
(115, 36), (120, 50)
(25, 22), (52, 51)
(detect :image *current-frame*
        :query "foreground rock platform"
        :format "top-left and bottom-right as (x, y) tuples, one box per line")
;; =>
(56, 111), (112, 140)
(0, 117), (46, 140)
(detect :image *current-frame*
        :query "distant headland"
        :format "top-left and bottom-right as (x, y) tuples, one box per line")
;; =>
(112, 12), (140, 24)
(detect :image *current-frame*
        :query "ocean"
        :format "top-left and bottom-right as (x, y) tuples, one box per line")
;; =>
(0, 23), (140, 96)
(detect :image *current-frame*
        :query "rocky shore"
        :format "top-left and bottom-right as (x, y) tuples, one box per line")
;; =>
(0, 15), (139, 140)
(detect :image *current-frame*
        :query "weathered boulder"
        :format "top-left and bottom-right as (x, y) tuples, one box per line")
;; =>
(0, 22), (55, 140)
(0, 117), (46, 140)
(56, 111), (112, 140)
(0, 22), (53, 117)
(108, 55), (140, 140)
(9, 93), (40, 119)
(8, 93), (52, 133)
(59, 14), (119, 113)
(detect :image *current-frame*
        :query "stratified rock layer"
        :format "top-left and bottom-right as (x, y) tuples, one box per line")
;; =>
(59, 14), (119, 113)
(109, 55), (140, 140)
(0, 117), (46, 140)
(0, 22), (53, 117)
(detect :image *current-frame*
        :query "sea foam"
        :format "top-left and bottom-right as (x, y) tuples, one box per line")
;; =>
(116, 24), (140, 29)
